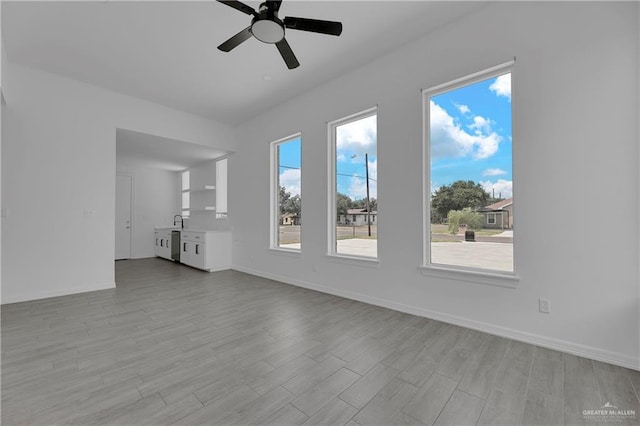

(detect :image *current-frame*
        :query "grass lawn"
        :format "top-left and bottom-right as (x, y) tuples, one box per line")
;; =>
(337, 235), (377, 240)
(279, 224), (505, 245)
(431, 224), (505, 236)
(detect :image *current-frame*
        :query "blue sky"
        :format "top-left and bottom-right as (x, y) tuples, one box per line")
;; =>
(430, 73), (512, 199)
(278, 73), (511, 201)
(335, 114), (377, 200)
(278, 136), (302, 196)
(278, 116), (378, 201)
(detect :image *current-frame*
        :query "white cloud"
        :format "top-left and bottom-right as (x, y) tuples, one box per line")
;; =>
(279, 168), (301, 196)
(347, 159), (377, 200)
(430, 101), (502, 160)
(336, 114), (377, 157)
(481, 179), (513, 199)
(456, 104), (470, 114)
(483, 168), (507, 176)
(469, 116), (493, 134)
(489, 74), (511, 101)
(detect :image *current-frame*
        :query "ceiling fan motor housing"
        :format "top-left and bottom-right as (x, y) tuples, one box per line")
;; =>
(217, 0), (343, 69)
(251, 11), (285, 44)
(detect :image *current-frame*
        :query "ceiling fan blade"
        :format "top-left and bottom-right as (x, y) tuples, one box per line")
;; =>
(276, 38), (300, 69)
(218, 26), (253, 52)
(217, 0), (257, 16)
(284, 17), (343, 36)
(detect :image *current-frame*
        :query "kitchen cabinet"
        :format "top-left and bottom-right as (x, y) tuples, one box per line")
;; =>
(180, 230), (231, 272)
(154, 229), (173, 260)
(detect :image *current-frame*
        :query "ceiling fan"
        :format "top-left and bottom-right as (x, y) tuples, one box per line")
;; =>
(216, 0), (343, 69)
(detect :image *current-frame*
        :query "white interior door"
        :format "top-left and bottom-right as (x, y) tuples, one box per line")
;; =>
(115, 174), (132, 260)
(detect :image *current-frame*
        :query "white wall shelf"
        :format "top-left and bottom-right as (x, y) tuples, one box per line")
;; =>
(190, 186), (215, 193)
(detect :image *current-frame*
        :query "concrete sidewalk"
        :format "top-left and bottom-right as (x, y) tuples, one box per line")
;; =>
(281, 239), (513, 272)
(431, 241), (513, 272)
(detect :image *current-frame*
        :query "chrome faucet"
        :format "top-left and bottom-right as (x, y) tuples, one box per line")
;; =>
(173, 215), (184, 229)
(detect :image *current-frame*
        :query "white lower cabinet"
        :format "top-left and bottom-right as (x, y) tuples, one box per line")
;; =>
(154, 229), (172, 260)
(180, 230), (231, 272)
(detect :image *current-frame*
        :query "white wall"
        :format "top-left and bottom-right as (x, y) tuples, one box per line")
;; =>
(1, 62), (235, 304)
(1, 16), (4, 300)
(231, 2), (640, 369)
(116, 166), (180, 259)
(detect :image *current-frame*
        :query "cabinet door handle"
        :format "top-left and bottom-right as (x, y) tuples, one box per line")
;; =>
(195, 244), (199, 255)
(160, 239), (163, 247)
(183, 242), (187, 252)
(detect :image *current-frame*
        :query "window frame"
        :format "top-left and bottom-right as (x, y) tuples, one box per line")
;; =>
(215, 157), (228, 219)
(421, 60), (518, 285)
(181, 170), (190, 218)
(269, 133), (302, 253)
(327, 107), (379, 263)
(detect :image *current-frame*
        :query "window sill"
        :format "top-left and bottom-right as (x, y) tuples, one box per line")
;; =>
(419, 264), (519, 288)
(269, 247), (302, 258)
(326, 254), (379, 268)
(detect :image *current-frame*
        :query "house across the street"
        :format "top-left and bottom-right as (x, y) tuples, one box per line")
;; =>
(280, 212), (301, 226)
(478, 198), (513, 229)
(339, 208), (378, 226)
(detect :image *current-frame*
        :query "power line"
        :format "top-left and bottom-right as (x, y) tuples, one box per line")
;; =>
(337, 173), (377, 182)
(279, 165), (377, 182)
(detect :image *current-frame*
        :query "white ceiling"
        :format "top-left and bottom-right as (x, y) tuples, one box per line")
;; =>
(2, 1), (487, 170)
(116, 129), (230, 171)
(2, 1), (487, 126)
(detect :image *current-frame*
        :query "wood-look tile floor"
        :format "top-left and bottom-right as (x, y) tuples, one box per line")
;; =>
(2, 258), (639, 425)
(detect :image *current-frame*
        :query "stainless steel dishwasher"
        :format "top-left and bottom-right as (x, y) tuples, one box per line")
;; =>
(171, 230), (181, 262)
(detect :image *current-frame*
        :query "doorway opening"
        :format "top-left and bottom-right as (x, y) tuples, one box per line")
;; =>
(115, 174), (133, 260)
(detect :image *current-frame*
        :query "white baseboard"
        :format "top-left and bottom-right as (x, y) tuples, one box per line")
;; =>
(1, 282), (116, 305)
(208, 266), (232, 273)
(232, 265), (640, 371)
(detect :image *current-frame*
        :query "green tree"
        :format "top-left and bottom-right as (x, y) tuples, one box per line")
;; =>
(431, 180), (490, 220)
(336, 192), (352, 220)
(368, 198), (377, 212)
(279, 186), (301, 215)
(279, 186), (291, 215)
(352, 197), (377, 211)
(447, 208), (484, 233)
(283, 194), (301, 215)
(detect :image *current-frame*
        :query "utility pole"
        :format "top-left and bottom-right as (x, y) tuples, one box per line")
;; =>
(365, 153), (371, 237)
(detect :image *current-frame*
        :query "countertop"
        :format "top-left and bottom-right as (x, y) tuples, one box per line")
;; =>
(154, 227), (229, 233)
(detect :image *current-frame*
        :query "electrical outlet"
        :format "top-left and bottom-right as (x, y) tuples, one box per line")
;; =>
(539, 298), (551, 314)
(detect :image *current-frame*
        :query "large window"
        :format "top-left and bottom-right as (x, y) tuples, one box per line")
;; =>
(424, 63), (514, 274)
(329, 108), (377, 259)
(270, 134), (302, 250)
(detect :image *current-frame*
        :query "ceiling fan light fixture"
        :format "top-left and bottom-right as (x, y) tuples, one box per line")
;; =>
(251, 18), (284, 44)
(216, 0), (343, 69)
